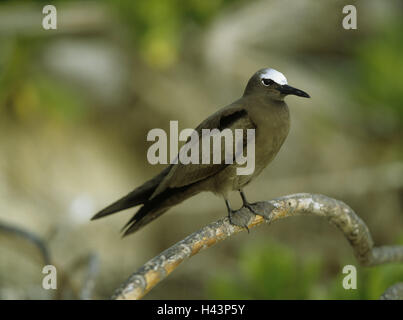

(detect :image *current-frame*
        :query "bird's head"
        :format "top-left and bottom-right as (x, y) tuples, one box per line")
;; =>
(244, 68), (310, 100)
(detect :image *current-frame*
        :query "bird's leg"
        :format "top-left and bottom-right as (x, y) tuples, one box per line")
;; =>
(225, 199), (253, 233)
(239, 190), (274, 221)
(239, 191), (259, 214)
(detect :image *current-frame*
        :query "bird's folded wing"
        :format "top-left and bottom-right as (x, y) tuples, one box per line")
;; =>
(151, 103), (256, 197)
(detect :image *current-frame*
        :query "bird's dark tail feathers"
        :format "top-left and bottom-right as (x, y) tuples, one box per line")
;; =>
(91, 166), (172, 220)
(92, 165), (202, 236)
(120, 181), (201, 236)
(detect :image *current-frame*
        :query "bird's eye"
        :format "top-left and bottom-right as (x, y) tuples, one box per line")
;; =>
(261, 78), (274, 86)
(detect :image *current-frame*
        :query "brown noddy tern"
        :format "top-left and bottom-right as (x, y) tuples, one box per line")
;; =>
(92, 68), (310, 236)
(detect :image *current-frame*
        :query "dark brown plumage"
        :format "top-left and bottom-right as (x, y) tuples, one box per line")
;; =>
(92, 68), (310, 236)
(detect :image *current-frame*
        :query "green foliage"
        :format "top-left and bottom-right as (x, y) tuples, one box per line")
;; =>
(31, 75), (87, 122)
(107, 0), (244, 68)
(0, 38), (86, 124)
(206, 238), (403, 299)
(328, 235), (403, 299)
(353, 20), (403, 130)
(207, 241), (322, 299)
(328, 264), (403, 300)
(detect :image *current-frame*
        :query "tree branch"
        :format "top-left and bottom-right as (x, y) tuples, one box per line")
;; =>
(380, 283), (403, 300)
(112, 193), (403, 300)
(0, 221), (51, 265)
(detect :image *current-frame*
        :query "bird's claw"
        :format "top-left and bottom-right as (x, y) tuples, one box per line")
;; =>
(228, 207), (254, 233)
(243, 201), (275, 222)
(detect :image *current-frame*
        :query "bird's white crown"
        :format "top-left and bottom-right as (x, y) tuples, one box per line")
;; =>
(259, 68), (288, 85)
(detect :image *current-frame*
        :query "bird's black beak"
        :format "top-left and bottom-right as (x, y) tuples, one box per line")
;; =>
(278, 84), (310, 98)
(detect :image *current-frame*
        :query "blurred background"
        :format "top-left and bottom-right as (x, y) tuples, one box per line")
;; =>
(0, 0), (402, 299)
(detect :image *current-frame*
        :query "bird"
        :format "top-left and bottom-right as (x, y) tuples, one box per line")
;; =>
(92, 68), (310, 236)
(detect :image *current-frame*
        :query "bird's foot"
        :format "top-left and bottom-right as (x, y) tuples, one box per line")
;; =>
(243, 201), (275, 222)
(228, 207), (255, 233)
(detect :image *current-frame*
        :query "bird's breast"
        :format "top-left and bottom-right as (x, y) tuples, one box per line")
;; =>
(241, 100), (290, 182)
(253, 101), (289, 154)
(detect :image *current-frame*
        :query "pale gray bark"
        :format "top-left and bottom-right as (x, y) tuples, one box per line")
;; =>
(113, 193), (403, 300)
(380, 283), (403, 300)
